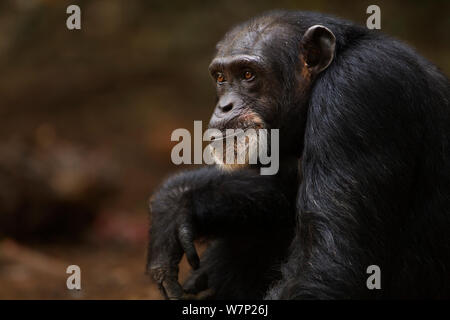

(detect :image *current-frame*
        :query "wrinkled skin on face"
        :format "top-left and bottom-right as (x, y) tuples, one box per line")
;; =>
(207, 18), (335, 164)
(209, 23), (294, 134)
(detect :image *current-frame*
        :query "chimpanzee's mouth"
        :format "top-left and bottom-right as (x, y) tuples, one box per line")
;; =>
(208, 110), (266, 133)
(210, 126), (256, 141)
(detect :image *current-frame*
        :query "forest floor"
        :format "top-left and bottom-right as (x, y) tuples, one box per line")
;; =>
(0, 239), (193, 299)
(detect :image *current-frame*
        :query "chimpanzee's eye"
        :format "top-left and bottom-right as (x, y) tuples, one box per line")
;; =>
(216, 72), (226, 83)
(243, 70), (255, 81)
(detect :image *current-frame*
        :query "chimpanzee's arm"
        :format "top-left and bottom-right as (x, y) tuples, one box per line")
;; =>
(147, 158), (299, 299)
(156, 165), (297, 234)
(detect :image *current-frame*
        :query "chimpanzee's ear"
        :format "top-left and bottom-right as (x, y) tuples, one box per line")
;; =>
(301, 25), (336, 74)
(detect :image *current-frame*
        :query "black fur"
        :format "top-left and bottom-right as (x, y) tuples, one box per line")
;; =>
(147, 11), (450, 299)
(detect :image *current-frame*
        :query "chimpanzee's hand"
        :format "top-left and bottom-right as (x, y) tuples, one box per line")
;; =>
(147, 182), (211, 299)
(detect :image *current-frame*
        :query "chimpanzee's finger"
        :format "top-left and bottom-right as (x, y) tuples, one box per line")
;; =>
(178, 223), (200, 270)
(183, 271), (208, 293)
(161, 277), (185, 300)
(150, 265), (183, 300)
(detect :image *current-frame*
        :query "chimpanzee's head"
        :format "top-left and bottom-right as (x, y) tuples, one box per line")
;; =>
(207, 13), (335, 165)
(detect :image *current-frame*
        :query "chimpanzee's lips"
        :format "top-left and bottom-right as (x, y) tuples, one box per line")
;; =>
(207, 125), (263, 142)
(208, 120), (265, 132)
(208, 110), (265, 133)
(213, 124), (264, 140)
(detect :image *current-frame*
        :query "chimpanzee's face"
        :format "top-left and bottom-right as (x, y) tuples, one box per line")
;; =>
(208, 54), (267, 131)
(207, 20), (335, 165)
(206, 25), (289, 168)
(207, 25), (288, 134)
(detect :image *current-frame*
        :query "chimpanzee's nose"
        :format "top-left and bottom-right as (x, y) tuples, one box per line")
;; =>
(217, 94), (234, 113)
(219, 102), (233, 113)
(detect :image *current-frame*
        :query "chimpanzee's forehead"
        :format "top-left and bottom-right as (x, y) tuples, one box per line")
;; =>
(215, 21), (292, 58)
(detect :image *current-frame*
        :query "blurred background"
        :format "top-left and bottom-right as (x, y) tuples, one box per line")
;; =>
(0, 0), (448, 299)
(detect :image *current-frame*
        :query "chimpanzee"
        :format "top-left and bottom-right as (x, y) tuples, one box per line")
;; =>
(147, 10), (450, 299)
